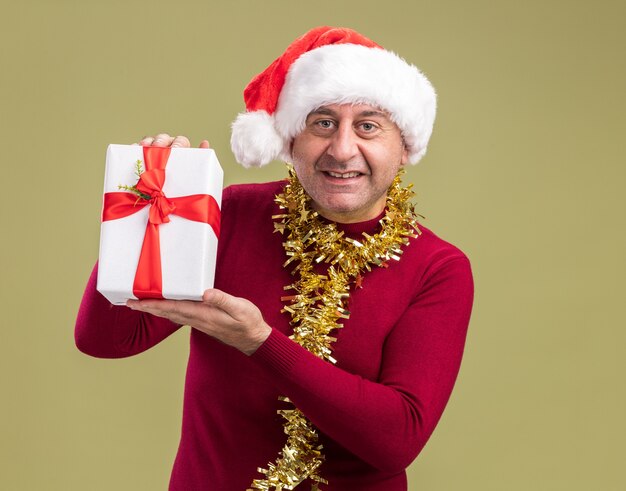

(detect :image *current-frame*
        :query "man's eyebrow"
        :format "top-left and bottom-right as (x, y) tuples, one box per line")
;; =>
(308, 108), (336, 117)
(307, 108), (390, 118)
(357, 110), (388, 118)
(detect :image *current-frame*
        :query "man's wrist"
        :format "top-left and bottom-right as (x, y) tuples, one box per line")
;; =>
(242, 323), (272, 356)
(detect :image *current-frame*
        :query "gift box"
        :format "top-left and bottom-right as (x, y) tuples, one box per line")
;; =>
(97, 144), (223, 305)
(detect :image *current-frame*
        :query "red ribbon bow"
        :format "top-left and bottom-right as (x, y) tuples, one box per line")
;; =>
(102, 146), (220, 299)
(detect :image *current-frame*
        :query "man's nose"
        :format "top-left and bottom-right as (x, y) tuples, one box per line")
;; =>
(327, 124), (360, 162)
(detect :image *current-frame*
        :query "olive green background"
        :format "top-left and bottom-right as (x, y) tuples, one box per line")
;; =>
(1, 1), (624, 490)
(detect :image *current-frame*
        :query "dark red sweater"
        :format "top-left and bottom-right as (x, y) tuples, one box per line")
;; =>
(75, 180), (474, 490)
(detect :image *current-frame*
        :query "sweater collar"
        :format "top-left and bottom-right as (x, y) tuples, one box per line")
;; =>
(322, 209), (386, 238)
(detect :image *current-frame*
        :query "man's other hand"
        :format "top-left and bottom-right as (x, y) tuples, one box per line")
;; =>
(126, 290), (272, 356)
(136, 133), (210, 149)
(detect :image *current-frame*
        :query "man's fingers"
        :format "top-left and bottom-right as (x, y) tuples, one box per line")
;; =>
(202, 289), (230, 310)
(152, 133), (173, 147)
(136, 134), (202, 148)
(202, 289), (251, 321)
(171, 135), (191, 148)
(128, 298), (190, 319)
(138, 136), (155, 146)
(135, 133), (173, 147)
(127, 297), (227, 326)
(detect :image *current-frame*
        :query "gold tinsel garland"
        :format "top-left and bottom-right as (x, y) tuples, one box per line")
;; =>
(248, 165), (421, 491)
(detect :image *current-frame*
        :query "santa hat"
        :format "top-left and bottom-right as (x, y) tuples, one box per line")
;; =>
(230, 26), (437, 168)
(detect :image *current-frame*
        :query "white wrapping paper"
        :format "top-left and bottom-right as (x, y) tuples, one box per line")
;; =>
(97, 144), (223, 305)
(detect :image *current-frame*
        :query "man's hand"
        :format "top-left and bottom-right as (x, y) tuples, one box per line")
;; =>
(126, 290), (272, 355)
(136, 133), (210, 149)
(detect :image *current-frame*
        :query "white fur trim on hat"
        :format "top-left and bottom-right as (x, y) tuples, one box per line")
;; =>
(274, 44), (437, 165)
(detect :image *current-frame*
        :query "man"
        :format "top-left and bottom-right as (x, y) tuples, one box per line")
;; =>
(75, 26), (474, 490)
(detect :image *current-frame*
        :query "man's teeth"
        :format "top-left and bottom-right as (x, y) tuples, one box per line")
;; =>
(327, 171), (360, 178)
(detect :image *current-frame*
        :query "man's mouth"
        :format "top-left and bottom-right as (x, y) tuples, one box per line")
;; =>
(324, 171), (362, 179)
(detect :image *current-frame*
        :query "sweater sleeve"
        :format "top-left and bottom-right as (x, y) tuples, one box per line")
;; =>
(251, 255), (474, 473)
(74, 262), (182, 358)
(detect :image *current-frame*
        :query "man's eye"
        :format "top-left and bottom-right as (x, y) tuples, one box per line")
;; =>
(317, 120), (334, 129)
(360, 122), (376, 132)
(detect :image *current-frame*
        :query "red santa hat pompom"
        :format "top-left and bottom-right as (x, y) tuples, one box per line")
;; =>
(230, 26), (437, 168)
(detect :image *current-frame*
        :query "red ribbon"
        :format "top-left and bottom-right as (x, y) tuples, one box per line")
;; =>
(102, 146), (220, 299)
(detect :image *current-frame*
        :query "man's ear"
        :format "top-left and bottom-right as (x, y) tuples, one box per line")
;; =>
(285, 139), (296, 162)
(400, 142), (409, 166)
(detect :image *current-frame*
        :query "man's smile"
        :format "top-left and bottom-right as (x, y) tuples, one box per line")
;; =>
(324, 170), (363, 179)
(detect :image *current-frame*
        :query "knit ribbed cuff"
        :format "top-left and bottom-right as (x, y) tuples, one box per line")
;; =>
(251, 328), (301, 378)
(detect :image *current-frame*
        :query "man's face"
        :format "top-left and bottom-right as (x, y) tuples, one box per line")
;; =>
(290, 103), (408, 223)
